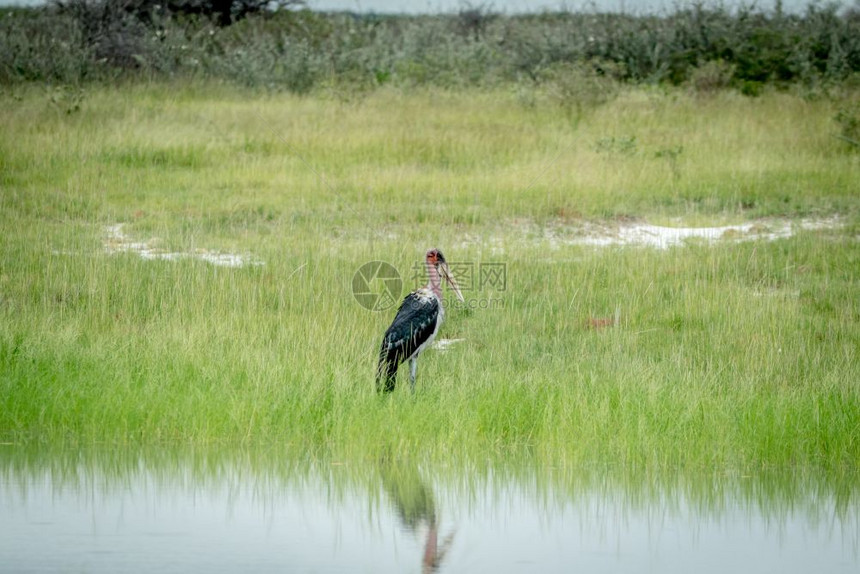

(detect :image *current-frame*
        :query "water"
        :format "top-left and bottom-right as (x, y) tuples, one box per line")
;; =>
(1, 448), (858, 573)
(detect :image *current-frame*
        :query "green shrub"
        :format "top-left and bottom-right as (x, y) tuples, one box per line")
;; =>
(1, 2), (859, 91)
(834, 102), (860, 147)
(688, 60), (735, 94)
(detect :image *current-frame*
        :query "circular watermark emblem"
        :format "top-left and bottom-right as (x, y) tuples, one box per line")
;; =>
(352, 261), (402, 312)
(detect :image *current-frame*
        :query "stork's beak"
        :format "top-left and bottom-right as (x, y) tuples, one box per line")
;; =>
(440, 262), (465, 303)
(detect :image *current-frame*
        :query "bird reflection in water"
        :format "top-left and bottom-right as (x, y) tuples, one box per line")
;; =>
(380, 461), (456, 573)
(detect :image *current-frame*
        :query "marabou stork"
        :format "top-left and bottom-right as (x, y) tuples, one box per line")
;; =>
(377, 249), (465, 393)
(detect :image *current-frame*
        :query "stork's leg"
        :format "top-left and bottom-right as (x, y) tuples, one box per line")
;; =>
(409, 357), (418, 393)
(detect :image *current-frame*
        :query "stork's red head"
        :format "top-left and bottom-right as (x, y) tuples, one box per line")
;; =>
(425, 248), (445, 265)
(425, 248), (464, 303)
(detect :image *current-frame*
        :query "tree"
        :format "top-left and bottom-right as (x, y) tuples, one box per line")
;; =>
(52, 0), (306, 28)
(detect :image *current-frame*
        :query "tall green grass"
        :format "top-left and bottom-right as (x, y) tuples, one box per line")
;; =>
(0, 84), (858, 472)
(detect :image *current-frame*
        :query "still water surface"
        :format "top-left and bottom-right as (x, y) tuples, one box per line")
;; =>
(1, 447), (858, 573)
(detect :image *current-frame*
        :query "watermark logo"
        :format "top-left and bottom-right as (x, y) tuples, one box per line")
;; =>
(409, 261), (506, 292)
(352, 261), (402, 312)
(354, 259), (507, 312)
(479, 262), (506, 291)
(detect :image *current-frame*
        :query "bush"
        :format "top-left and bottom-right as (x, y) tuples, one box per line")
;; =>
(1, 2), (859, 92)
(52, 0), (155, 70)
(835, 102), (860, 147)
(538, 60), (622, 118)
(0, 7), (94, 83)
(688, 59), (735, 94)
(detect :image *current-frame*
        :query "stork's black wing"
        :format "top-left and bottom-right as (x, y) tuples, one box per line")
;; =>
(376, 292), (440, 392)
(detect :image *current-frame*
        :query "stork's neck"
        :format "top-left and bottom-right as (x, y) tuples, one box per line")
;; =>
(426, 262), (442, 299)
